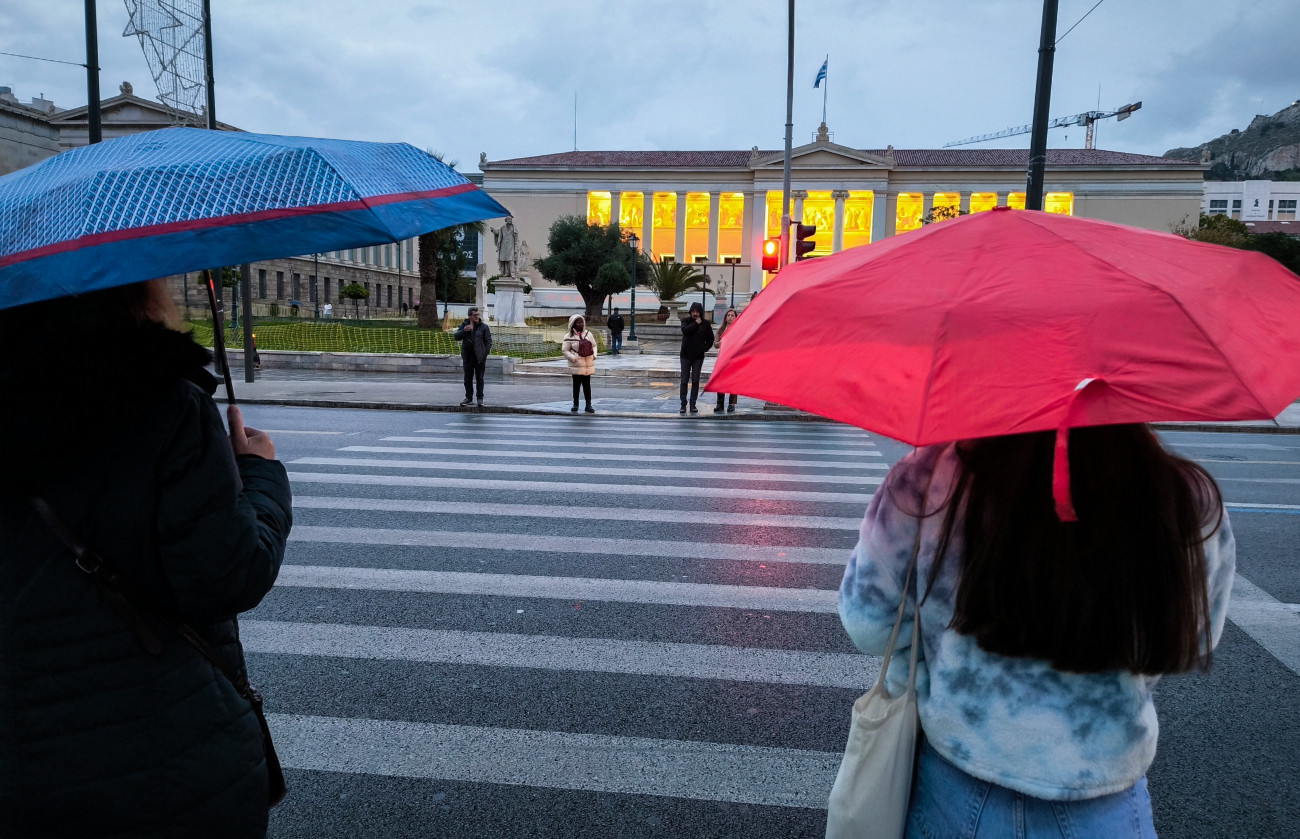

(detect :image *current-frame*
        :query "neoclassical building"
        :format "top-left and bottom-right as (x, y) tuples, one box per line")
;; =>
(480, 125), (1205, 299)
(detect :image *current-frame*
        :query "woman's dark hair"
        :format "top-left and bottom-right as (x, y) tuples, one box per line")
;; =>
(0, 279), (172, 358)
(717, 307), (739, 338)
(926, 424), (1221, 676)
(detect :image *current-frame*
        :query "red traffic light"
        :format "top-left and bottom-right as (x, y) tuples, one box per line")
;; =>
(794, 223), (817, 261)
(762, 238), (780, 272)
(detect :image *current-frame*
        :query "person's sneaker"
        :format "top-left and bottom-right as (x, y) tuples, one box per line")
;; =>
(459, 398), (473, 406)
(714, 405), (724, 413)
(477, 400), (484, 408)
(727, 405), (736, 413)
(585, 406), (596, 413)
(679, 404), (687, 414)
(571, 404), (579, 413)
(689, 404), (698, 413)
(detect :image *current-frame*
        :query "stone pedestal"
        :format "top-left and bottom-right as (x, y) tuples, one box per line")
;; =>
(493, 276), (528, 326)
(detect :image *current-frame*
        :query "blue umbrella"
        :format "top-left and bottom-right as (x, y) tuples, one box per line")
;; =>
(0, 126), (508, 309)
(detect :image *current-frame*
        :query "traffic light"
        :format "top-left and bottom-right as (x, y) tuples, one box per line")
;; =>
(794, 223), (817, 261)
(762, 238), (780, 272)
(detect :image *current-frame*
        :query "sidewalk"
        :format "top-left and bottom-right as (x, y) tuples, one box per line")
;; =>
(211, 365), (1300, 432)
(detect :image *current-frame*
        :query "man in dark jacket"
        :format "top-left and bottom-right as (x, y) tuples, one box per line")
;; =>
(607, 307), (625, 355)
(0, 284), (292, 838)
(453, 307), (493, 407)
(679, 301), (715, 413)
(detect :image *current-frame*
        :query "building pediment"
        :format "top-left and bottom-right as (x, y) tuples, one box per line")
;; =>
(751, 141), (893, 170)
(49, 93), (237, 131)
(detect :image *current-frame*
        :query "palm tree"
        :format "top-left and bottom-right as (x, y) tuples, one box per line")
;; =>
(643, 258), (709, 304)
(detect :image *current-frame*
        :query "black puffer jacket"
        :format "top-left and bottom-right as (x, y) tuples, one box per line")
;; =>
(0, 326), (292, 838)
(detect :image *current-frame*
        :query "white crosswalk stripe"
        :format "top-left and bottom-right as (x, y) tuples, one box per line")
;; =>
(253, 415), (877, 826)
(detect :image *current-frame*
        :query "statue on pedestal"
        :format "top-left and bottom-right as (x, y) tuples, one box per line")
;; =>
(490, 217), (519, 277)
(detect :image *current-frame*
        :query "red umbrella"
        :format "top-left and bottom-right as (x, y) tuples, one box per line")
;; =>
(709, 208), (1300, 520)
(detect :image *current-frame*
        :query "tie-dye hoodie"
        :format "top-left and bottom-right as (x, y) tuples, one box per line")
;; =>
(839, 443), (1235, 801)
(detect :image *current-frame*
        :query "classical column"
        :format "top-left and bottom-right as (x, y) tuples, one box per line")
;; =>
(922, 192), (934, 222)
(610, 191), (622, 229)
(832, 189), (848, 252)
(707, 192), (720, 263)
(642, 192), (654, 251)
(674, 191), (687, 262)
(960, 192), (971, 214)
(792, 189), (807, 223)
(872, 192), (888, 242)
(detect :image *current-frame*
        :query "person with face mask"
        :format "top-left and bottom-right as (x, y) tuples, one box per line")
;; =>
(562, 313), (598, 413)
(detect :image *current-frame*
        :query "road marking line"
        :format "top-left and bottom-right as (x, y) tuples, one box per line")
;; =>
(287, 471), (873, 504)
(292, 457), (884, 486)
(1225, 502), (1300, 510)
(267, 713), (842, 809)
(243, 620), (876, 689)
(1218, 478), (1300, 485)
(387, 435), (883, 457)
(1230, 573), (1300, 678)
(446, 416), (871, 437)
(341, 445), (888, 470)
(259, 430), (347, 435)
(1168, 442), (1296, 450)
(1198, 460), (1300, 466)
(277, 565), (840, 612)
(291, 496), (863, 530)
(416, 426), (877, 448)
(288, 526), (849, 565)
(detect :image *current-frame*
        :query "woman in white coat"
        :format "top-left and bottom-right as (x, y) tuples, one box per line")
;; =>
(562, 314), (598, 413)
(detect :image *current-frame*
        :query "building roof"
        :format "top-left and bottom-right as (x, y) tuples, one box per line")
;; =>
(485, 148), (1201, 169)
(1244, 220), (1300, 236)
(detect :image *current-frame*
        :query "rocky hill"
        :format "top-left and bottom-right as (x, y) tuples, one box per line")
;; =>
(1164, 100), (1300, 181)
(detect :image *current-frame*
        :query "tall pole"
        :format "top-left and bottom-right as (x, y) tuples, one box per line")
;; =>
(781, 0), (795, 267)
(240, 262), (254, 383)
(628, 234), (638, 341)
(202, 0), (216, 129)
(84, 0), (102, 143)
(730, 260), (736, 308)
(821, 54), (828, 125)
(1024, 0), (1059, 211)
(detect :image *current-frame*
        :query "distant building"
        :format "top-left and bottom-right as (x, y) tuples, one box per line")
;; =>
(481, 124), (1207, 301)
(1203, 179), (1300, 225)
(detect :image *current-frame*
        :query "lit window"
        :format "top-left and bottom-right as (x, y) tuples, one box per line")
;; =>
(718, 193), (744, 259)
(1044, 192), (1074, 215)
(1208, 200), (1229, 216)
(930, 192), (961, 223)
(651, 193), (677, 261)
(685, 193), (710, 263)
(803, 191), (834, 255)
(1277, 200), (1297, 221)
(1231, 200), (1242, 219)
(587, 191), (611, 226)
(766, 191), (791, 238)
(1006, 193), (1026, 210)
(619, 192), (643, 231)
(843, 191), (874, 250)
(969, 192), (998, 213)
(896, 193), (923, 233)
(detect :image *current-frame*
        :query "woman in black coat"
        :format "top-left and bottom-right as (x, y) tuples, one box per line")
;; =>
(0, 278), (293, 838)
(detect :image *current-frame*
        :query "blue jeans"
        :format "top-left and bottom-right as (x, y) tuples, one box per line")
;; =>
(611, 332), (623, 353)
(906, 738), (1157, 839)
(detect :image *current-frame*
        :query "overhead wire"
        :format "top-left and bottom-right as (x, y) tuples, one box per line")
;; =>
(1055, 0), (1106, 45)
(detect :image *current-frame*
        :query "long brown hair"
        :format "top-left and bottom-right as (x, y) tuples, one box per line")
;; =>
(926, 424), (1222, 675)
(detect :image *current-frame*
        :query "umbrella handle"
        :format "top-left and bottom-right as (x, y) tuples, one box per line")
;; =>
(205, 270), (237, 405)
(1053, 377), (1105, 522)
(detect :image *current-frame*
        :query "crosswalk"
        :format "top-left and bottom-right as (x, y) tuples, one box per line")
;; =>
(251, 414), (885, 835)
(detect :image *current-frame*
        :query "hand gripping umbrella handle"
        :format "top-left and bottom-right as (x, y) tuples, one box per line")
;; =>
(205, 269), (237, 405)
(1053, 377), (1104, 522)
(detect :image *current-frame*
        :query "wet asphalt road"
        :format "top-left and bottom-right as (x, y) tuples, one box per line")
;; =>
(234, 406), (1298, 839)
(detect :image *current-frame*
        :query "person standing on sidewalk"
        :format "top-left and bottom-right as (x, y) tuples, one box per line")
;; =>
(607, 307), (625, 355)
(562, 314), (598, 413)
(713, 307), (739, 413)
(454, 307), (492, 407)
(679, 301), (714, 414)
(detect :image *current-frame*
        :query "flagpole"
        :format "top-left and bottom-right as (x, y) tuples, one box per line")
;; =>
(822, 54), (828, 125)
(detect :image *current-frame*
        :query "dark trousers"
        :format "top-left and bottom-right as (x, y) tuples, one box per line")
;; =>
(572, 374), (592, 406)
(715, 392), (738, 409)
(680, 356), (704, 406)
(611, 332), (623, 354)
(463, 357), (486, 400)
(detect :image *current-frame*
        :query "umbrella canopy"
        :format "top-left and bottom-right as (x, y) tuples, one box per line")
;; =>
(708, 208), (1300, 518)
(0, 126), (509, 309)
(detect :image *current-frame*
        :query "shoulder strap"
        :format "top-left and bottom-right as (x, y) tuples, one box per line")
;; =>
(872, 467), (935, 693)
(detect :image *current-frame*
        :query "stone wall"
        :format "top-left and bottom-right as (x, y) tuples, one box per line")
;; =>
(221, 348), (515, 375)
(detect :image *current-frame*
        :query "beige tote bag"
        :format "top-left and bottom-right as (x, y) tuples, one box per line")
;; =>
(825, 533), (924, 839)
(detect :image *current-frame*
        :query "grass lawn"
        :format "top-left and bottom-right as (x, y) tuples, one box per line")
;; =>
(186, 319), (568, 359)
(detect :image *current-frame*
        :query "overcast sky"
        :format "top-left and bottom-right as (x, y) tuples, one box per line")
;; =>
(3, 1), (1295, 170)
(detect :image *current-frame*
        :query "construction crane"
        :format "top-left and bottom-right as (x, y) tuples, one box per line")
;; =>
(944, 102), (1142, 149)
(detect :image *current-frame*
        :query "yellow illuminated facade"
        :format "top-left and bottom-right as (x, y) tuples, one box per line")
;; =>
(969, 192), (998, 213)
(802, 192), (835, 256)
(619, 191), (643, 232)
(896, 193), (923, 233)
(685, 193), (710, 262)
(844, 191), (874, 249)
(651, 193), (677, 261)
(587, 191), (611, 226)
(1007, 192), (1026, 210)
(931, 192), (961, 222)
(718, 193), (744, 260)
(1045, 192), (1074, 215)
(765, 191), (791, 238)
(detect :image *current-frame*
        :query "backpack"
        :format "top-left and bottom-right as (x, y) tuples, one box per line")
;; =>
(577, 335), (594, 357)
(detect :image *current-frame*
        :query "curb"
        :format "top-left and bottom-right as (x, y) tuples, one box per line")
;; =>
(216, 396), (837, 420)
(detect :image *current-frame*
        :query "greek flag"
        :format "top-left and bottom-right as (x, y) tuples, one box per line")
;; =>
(813, 59), (827, 88)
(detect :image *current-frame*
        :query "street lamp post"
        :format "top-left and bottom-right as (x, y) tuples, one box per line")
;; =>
(313, 252), (320, 318)
(729, 260), (736, 308)
(628, 233), (639, 341)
